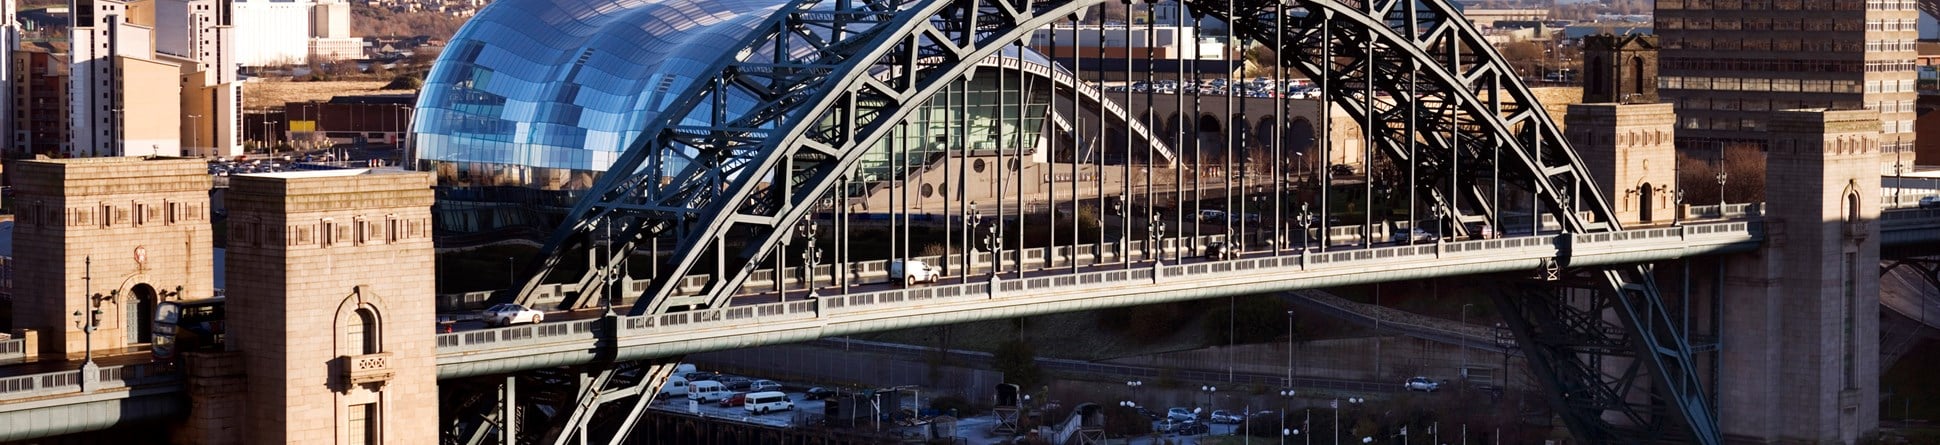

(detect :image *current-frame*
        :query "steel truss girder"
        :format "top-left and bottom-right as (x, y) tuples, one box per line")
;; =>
(510, 0), (1718, 443)
(1214, 2), (1718, 443)
(1499, 265), (1721, 444)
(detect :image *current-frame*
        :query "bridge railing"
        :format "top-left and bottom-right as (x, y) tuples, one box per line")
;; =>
(433, 222), (1759, 359)
(0, 362), (176, 402)
(0, 337), (25, 362)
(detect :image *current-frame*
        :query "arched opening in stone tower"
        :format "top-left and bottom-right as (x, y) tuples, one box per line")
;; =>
(131, 283), (158, 344)
(1638, 182), (1654, 223)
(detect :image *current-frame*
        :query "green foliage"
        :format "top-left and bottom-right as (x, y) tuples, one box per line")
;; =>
(992, 338), (1043, 390)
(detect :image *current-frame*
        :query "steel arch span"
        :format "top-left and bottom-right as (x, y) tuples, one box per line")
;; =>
(487, 0), (1718, 444)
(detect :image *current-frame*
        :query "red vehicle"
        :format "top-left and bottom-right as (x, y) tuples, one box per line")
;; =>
(719, 392), (749, 407)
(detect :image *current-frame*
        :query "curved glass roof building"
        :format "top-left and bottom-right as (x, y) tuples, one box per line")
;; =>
(413, 0), (1167, 203)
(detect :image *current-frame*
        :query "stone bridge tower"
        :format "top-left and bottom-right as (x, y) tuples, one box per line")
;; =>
(10, 157), (215, 356)
(224, 169), (438, 444)
(1721, 109), (1881, 444)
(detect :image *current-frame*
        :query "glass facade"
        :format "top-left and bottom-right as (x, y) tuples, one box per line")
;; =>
(414, 0), (792, 189)
(415, 0), (1065, 193)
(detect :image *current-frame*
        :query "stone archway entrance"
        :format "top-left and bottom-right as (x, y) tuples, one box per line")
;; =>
(1639, 182), (1654, 223)
(131, 283), (158, 344)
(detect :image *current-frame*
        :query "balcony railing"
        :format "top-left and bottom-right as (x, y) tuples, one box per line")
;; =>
(339, 352), (394, 386)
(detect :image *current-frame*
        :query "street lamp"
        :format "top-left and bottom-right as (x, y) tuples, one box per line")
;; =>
(186, 114), (202, 157)
(1715, 172), (1728, 209)
(1895, 162), (1906, 207)
(1674, 189), (1686, 226)
(1126, 380), (1143, 401)
(799, 215), (819, 299)
(1296, 203), (1315, 253)
(1279, 389), (1297, 445)
(1335, 397), (1363, 445)
(1202, 385), (1218, 414)
(1460, 303), (1474, 381)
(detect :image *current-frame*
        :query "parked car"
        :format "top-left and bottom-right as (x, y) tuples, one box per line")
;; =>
(1166, 407), (1195, 422)
(722, 377), (754, 391)
(1922, 196), (1940, 209)
(719, 392), (749, 407)
(803, 387), (837, 400)
(889, 259), (942, 284)
(1136, 407), (1163, 421)
(481, 303), (544, 326)
(1210, 410), (1243, 424)
(1405, 376), (1441, 392)
(749, 379), (783, 392)
(682, 371), (721, 382)
(1162, 419), (1210, 435)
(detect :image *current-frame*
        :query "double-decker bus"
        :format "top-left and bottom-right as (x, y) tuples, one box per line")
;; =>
(153, 297), (226, 362)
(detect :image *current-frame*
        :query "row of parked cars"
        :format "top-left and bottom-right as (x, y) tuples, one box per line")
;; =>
(657, 365), (797, 414)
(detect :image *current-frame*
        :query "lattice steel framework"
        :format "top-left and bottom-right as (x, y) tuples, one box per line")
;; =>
(484, 0), (1720, 444)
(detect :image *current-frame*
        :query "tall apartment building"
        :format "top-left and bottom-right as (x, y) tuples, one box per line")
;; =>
(65, 0), (242, 158)
(1656, 0), (1919, 169)
(12, 45), (70, 156)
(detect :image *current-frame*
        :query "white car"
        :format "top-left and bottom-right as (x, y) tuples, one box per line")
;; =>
(1405, 376), (1441, 392)
(481, 303), (544, 326)
(889, 259), (942, 284)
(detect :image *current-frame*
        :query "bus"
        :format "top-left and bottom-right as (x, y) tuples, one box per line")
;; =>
(153, 297), (226, 362)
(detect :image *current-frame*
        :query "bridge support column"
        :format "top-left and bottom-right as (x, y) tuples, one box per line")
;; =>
(1719, 109), (1881, 444)
(225, 170), (440, 444)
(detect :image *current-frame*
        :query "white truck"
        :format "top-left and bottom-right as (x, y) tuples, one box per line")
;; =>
(889, 259), (942, 284)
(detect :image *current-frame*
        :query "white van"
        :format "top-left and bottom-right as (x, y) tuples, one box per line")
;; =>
(742, 391), (794, 414)
(658, 375), (689, 397)
(687, 380), (731, 403)
(889, 259), (941, 284)
(673, 363), (697, 375)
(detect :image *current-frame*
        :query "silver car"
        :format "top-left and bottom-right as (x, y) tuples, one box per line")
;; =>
(481, 303), (544, 326)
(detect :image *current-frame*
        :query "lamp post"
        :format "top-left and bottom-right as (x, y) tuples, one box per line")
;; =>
(799, 215), (819, 299)
(1430, 202), (1446, 246)
(1895, 162), (1905, 207)
(1335, 397), (1363, 445)
(1126, 380), (1143, 401)
(1460, 303), (1474, 382)
(1674, 189), (1686, 226)
(1296, 203), (1315, 253)
(1119, 400), (1136, 437)
(1202, 385), (1217, 415)
(1287, 309), (1296, 386)
(1715, 172), (1728, 209)
(1279, 389), (1297, 445)
(186, 114), (202, 157)
(968, 203), (981, 276)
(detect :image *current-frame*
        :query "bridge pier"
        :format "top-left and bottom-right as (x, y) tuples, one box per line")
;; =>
(1718, 109), (1881, 444)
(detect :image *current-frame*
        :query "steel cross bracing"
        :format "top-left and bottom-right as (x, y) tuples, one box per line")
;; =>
(500, 0), (1720, 444)
(1214, 1), (1716, 443)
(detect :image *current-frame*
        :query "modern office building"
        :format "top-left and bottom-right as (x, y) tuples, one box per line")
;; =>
(1655, 0), (1919, 168)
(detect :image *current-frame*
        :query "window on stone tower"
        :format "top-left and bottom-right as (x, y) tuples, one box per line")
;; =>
(346, 309), (378, 355)
(348, 403), (378, 445)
